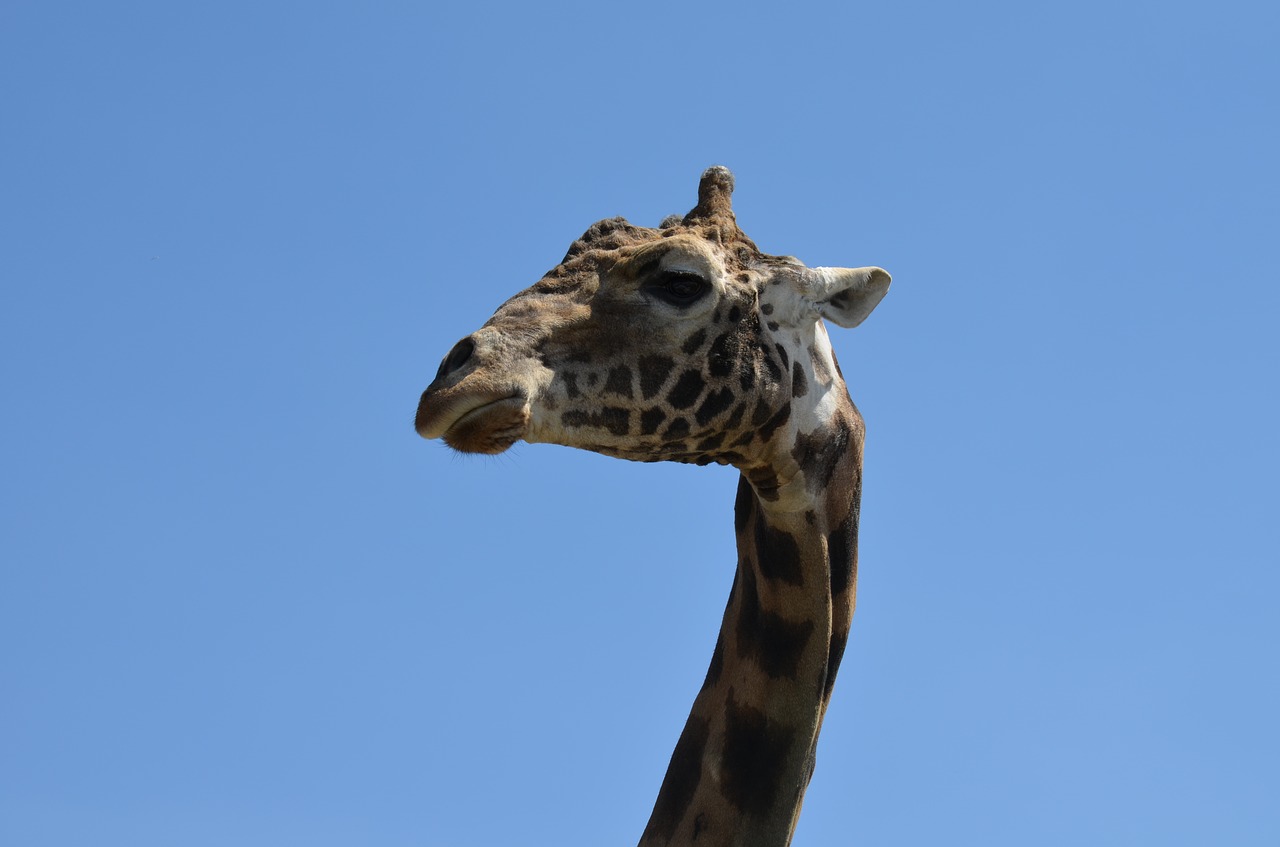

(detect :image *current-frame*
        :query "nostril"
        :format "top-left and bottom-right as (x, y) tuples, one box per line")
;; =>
(436, 337), (476, 381)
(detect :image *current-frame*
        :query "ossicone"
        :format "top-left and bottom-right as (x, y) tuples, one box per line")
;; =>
(684, 165), (736, 222)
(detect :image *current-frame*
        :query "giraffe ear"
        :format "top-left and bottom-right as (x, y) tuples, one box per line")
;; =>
(808, 267), (891, 328)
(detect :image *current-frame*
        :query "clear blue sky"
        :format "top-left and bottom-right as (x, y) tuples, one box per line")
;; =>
(3, 2), (1277, 845)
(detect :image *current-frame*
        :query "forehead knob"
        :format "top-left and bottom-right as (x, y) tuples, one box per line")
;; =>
(687, 165), (736, 220)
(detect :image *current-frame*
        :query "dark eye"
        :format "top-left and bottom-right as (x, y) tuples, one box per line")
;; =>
(650, 271), (708, 306)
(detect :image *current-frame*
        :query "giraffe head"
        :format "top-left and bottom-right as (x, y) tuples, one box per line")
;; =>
(416, 167), (889, 497)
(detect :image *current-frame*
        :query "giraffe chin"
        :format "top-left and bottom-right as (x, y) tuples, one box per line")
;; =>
(439, 397), (529, 455)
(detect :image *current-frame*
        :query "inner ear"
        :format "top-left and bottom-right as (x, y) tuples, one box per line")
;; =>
(811, 267), (891, 328)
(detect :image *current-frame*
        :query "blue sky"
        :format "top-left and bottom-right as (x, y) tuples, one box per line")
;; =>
(3, 1), (1277, 844)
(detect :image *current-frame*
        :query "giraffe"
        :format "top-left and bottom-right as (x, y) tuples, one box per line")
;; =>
(415, 166), (890, 846)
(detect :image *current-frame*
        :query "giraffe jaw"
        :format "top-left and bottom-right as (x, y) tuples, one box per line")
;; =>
(415, 390), (530, 454)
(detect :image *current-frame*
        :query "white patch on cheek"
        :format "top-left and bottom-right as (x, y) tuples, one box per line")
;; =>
(757, 284), (848, 443)
(793, 324), (843, 435)
(809, 378), (841, 429)
(812, 323), (838, 385)
(761, 277), (819, 327)
(521, 365), (561, 445)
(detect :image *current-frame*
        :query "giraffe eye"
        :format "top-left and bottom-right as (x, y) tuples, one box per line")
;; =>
(650, 271), (708, 306)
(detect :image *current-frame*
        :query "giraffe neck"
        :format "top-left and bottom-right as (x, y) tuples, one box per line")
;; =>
(640, 443), (862, 847)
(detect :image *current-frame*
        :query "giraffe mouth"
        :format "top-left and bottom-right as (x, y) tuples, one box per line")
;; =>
(416, 390), (530, 454)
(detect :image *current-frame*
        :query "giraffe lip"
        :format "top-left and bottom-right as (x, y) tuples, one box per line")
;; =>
(449, 395), (524, 431)
(416, 388), (528, 445)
